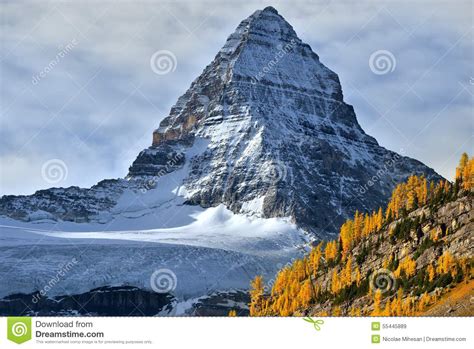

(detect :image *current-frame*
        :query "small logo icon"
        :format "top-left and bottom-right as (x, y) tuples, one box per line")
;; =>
(372, 334), (381, 344)
(369, 50), (396, 75)
(7, 317), (32, 344)
(150, 50), (177, 75)
(150, 268), (177, 293)
(303, 317), (324, 331)
(370, 268), (397, 294)
(371, 322), (380, 331)
(41, 158), (68, 184)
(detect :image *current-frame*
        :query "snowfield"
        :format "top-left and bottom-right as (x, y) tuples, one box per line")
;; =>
(0, 204), (310, 302)
(14, 205), (308, 256)
(0, 136), (310, 308)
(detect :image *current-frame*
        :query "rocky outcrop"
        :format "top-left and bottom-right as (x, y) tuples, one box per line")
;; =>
(0, 286), (174, 316)
(188, 290), (250, 316)
(0, 179), (127, 223)
(307, 193), (473, 315)
(128, 141), (188, 177)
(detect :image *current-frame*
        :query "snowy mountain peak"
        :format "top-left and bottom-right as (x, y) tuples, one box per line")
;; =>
(215, 5), (341, 101)
(127, 8), (442, 236)
(147, 6), (348, 151)
(220, 5), (301, 55)
(0, 7), (442, 238)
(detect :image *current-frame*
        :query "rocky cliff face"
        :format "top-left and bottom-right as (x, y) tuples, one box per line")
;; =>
(247, 176), (473, 317)
(319, 194), (472, 315)
(0, 7), (442, 238)
(0, 286), (174, 316)
(281, 192), (473, 316)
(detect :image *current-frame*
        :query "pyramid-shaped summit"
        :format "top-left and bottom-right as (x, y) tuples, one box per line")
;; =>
(216, 6), (343, 101)
(0, 8), (442, 238)
(143, 6), (347, 149)
(128, 7), (442, 237)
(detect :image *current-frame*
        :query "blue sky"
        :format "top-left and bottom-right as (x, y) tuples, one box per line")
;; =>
(1, 0), (473, 195)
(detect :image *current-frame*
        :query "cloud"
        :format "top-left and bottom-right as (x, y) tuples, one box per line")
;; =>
(0, 0), (472, 194)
